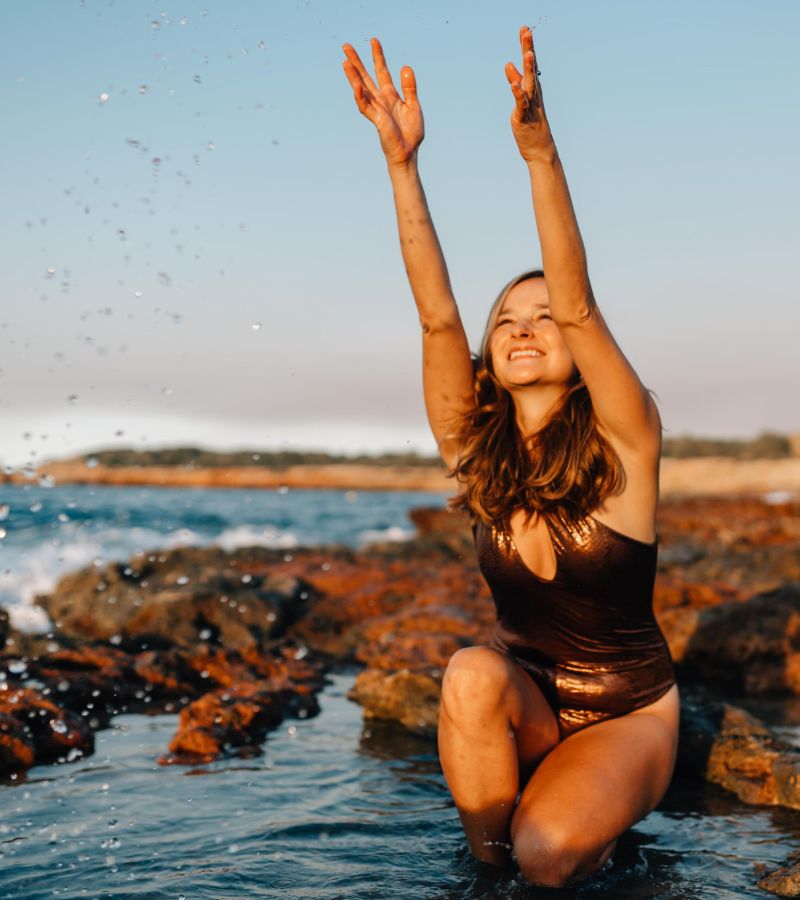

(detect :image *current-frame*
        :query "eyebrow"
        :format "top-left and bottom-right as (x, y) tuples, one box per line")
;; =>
(498, 302), (550, 315)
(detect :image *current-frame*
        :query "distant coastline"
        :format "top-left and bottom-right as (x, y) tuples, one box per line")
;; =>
(2, 434), (800, 496)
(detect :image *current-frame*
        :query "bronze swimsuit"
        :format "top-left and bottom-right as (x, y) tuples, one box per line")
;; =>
(473, 513), (676, 736)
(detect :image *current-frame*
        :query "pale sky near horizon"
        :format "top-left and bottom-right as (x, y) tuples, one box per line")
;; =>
(1, 0), (798, 468)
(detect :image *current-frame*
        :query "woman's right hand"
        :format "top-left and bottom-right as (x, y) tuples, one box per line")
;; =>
(342, 38), (424, 169)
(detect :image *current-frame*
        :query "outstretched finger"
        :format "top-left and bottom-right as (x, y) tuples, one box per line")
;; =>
(507, 77), (529, 118)
(399, 65), (419, 106)
(505, 61), (523, 87)
(371, 37), (397, 93)
(342, 43), (379, 96)
(342, 60), (376, 120)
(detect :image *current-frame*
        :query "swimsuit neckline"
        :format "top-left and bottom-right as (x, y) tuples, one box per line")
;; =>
(498, 514), (657, 585)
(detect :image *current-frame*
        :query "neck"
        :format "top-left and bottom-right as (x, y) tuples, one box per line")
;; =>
(509, 383), (569, 438)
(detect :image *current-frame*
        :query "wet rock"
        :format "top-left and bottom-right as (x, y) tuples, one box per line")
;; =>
(757, 850), (800, 897)
(0, 684), (93, 775)
(38, 548), (317, 651)
(661, 583), (800, 693)
(348, 668), (442, 738)
(159, 646), (325, 765)
(678, 696), (800, 809)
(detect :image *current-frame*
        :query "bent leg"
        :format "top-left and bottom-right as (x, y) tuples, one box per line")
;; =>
(438, 646), (560, 867)
(511, 685), (680, 888)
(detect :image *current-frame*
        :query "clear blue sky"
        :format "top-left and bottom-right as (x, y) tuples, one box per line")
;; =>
(1, 0), (798, 467)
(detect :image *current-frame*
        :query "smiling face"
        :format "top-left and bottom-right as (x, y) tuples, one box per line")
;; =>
(487, 277), (578, 391)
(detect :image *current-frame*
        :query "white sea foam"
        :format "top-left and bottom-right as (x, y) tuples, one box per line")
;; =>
(358, 525), (412, 545)
(763, 490), (795, 505)
(214, 525), (299, 552)
(1, 521), (303, 633)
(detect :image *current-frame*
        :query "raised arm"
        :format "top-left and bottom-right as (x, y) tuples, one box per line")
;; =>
(342, 39), (474, 468)
(505, 27), (661, 462)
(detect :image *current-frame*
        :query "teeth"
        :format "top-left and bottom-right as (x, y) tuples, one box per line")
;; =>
(509, 350), (542, 360)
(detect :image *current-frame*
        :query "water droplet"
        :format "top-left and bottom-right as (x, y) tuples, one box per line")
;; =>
(180, 16), (189, 25)
(287, 725), (297, 737)
(98, 92), (110, 103)
(50, 719), (68, 734)
(86, 457), (99, 468)
(162, 387), (172, 395)
(0, 504), (9, 520)
(277, 485), (288, 495)
(38, 474), (56, 488)
(251, 321), (262, 331)
(29, 501), (43, 512)
(240, 574), (252, 584)
(8, 660), (26, 674)
(0, 527), (7, 539)
(176, 575), (189, 586)
(133, 290), (143, 298)
(150, 20), (160, 29)
(295, 645), (308, 660)
(207, 141), (215, 151)
(198, 628), (212, 640)
(257, 40), (266, 50)
(152, 157), (161, 166)
(157, 272), (171, 286)
(109, 634), (122, 646)
(58, 512), (69, 523)
(193, 75), (202, 84)
(228, 844), (239, 854)
(67, 394), (78, 405)
(45, 266), (56, 278)
(138, 85), (149, 95)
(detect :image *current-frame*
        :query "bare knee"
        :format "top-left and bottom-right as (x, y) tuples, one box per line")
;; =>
(440, 647), (512, 720)
(512, 823), (611, 888)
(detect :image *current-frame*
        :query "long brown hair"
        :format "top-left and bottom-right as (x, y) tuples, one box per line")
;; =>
(449, 270), (624, 529)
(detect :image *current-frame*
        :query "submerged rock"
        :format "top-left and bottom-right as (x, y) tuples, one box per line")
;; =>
(348, 668), (442, 738)
(757, 850), (800, 897)
(678, 696), (800, 809)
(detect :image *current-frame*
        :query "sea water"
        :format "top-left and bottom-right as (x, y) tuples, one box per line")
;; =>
(1, 483), (799, 898)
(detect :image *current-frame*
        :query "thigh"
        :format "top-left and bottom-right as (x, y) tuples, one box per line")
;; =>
(511, 684), (680, 850)
(440, 646), (560, 773)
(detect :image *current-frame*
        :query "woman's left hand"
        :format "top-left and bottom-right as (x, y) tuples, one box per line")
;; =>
(505, 26), (556, 163)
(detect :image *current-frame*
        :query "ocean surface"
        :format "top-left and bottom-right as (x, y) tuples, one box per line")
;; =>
(1, 483), (799, 899)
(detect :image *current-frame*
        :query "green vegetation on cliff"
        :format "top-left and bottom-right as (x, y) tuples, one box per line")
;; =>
(60, 431), (795, 468)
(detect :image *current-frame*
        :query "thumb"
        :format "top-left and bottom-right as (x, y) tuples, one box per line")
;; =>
(400, 66), (418, 104)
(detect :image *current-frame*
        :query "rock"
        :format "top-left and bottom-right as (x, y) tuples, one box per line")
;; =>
(159, 646), (324, 765)
(757, 851), (800, 897)
(658, 583), (800, 693)
(37, 547), (317, 651)
(160, 691), (285, 765)
(678, 696), (800, 809)
(348, 669), (442, 738)
(0, 684), (93, 775)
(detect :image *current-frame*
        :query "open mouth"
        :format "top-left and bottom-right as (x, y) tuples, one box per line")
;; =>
(509, 349), (543, 360)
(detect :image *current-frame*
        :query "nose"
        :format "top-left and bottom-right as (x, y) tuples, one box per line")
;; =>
(511, 318), (534, 338)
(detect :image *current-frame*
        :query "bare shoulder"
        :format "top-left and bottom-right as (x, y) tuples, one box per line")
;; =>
(591, 424), (661, 544)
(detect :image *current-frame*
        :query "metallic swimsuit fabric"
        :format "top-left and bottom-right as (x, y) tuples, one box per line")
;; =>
(473, 514), (676, 736)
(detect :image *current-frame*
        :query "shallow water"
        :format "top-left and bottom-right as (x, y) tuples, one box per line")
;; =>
(2, 671), (799, 899)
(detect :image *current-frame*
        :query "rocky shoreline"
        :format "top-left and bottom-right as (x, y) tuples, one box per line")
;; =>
(2, 494), (800, 893)
(4, 456), (800, 496)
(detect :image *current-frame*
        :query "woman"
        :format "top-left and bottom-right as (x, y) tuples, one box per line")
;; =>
(342, 27), (678, 888)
